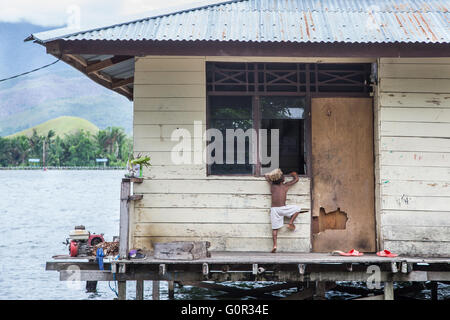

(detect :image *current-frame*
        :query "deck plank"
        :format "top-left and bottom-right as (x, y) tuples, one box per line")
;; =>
(57, 252), (450, 264)
(49, 252), (450, 266)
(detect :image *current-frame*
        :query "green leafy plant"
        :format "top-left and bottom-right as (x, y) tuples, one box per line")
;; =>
(126, 153), (151, 178)
(130, 153), (151, 168)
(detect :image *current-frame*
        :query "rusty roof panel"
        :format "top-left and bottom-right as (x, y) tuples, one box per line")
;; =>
(31, 0), (449, 44)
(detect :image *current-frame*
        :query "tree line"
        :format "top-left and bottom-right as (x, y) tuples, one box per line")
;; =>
(0, 127), (132, 167)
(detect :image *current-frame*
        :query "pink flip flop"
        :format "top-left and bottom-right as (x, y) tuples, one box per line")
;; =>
(333, 249), (364, 256)
(376, 249), (398, 257)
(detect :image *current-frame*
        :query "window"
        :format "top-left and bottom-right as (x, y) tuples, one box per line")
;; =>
(209, 96), (253, 175)
(260, 97), (306, 175)
(206, 62), (371, 176)
(207, 95), (306, 176)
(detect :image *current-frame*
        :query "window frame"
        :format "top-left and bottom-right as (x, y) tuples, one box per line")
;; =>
(206, 93), (310, 177)
(206, 62), (372, 178)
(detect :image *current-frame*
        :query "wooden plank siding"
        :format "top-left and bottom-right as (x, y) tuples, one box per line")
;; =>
(376, 58), (450, 257)
(131, 56), (311, 253)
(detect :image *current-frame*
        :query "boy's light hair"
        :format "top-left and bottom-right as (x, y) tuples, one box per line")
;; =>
(267, 168), (283, 182)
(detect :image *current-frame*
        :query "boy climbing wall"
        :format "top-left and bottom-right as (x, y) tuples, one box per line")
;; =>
(265, 168), (307, 253)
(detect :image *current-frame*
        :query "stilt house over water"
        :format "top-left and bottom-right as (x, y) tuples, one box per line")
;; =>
(28, 0), (450, 257)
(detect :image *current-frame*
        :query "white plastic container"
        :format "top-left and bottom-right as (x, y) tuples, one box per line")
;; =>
(69, 229), (90, 240)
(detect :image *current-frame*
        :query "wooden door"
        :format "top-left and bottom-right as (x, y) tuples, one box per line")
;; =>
(311, 97), (376, 252)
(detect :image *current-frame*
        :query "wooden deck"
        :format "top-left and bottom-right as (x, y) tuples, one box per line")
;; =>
(46, 251), (450, 300)
(51, 251), (450, 264)
(111, 251), (450, 264)
(48, 251), (450, 282)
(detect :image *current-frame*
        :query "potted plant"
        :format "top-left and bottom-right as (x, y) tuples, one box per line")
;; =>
(126, 153), (151, 178)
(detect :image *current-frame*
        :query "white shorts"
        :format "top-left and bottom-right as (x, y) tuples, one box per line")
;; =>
(270, 205), (302, 230)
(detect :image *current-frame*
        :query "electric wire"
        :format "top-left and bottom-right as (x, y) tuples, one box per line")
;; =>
(0, 59), (60, 83)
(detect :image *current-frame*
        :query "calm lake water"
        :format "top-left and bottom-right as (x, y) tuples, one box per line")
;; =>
(0, 170), (447, 300)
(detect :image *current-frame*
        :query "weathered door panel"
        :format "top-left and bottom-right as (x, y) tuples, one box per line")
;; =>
(311, 97), (376, 252)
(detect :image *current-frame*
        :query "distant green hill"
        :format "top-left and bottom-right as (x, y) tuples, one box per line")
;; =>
(8, 116), (99, 138)
(0, 22), (132, 137)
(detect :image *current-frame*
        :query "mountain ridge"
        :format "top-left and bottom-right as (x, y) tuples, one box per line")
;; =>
(0, 22), (132, 137)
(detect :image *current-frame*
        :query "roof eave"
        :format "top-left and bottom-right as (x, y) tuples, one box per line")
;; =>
(46, 39), (450, 58)
(50, 50), (134, 101)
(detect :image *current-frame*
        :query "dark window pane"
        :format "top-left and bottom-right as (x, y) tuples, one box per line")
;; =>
(260, 97), (306, 175)
(261, 97), (306, 119)
(209, 96), (253, 175)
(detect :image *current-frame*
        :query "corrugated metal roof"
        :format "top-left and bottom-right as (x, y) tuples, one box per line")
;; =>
(30, 0), (449, 44)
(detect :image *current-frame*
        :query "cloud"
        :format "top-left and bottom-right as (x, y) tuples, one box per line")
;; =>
(0, 0), (200, 28)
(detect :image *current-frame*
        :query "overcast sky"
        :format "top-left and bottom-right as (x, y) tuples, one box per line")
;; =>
(0, 0), (210, 28)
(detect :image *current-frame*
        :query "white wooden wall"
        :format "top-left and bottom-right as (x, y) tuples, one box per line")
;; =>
(131, 56), (311, 252)
(376, 58), (450, 256)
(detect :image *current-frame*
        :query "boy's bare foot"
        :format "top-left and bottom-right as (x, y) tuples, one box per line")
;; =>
(271, 247), (277, 253)
(287, 223), (296, 231)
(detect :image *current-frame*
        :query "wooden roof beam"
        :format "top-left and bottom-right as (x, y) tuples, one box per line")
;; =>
(86, 55), (133, 74)
(115, 86), (133, 100)
(111, 77), (134, 89)
(94, 71), (113, 83)
(54, 53), (133, 101)
(65, 54), (88, 67)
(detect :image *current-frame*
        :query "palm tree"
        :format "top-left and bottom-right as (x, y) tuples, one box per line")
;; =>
(28, 129), (42, 158)
(95, 130), (110, 156)
(10, 136), (31, 165)
(46, 130), (55, 142)
(42, 130), (55, 166)
(108, 127), (126, 156)
(96, 127), (126, 157)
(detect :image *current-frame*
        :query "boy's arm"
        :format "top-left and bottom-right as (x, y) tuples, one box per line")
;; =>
(284, 172), (299, 187)
(264, 174), (272, 185)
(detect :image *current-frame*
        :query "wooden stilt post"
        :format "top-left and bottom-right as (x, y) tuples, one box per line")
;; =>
(313, 281), (327, 300)
(384, 282), (394, 300)
(168, 281), (175, 300)
(431, 282), (438, 301)
(118, 281), (127, 300)
(118, 180), (130, 301)
(152, 281), (160, 300)
(119, 179), (131, 259)
(136, 280), (144, 300)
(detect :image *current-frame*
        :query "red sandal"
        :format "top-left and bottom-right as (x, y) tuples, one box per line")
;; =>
(376, 249), (398, 257)
(333, 249), (364, 256)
